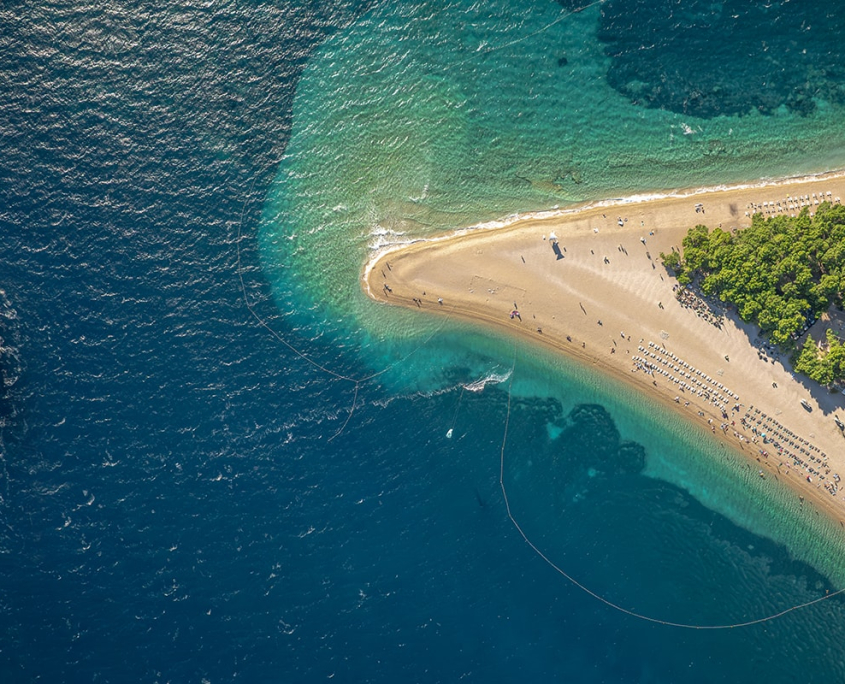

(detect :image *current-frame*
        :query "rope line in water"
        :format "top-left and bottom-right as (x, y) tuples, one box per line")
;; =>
(498, 357), (845, 630)
(328, 381), (359, 443)
(449, 0), (606, 72)
(449, 386), (465, 433)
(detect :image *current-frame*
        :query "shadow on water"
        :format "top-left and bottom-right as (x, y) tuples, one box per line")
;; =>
(500, 394), (842, 622)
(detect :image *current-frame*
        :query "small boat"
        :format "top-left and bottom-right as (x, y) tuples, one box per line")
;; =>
(800, 399), (812, 411)
(446, 428), (453, 439)
(835, 416), (844, 430)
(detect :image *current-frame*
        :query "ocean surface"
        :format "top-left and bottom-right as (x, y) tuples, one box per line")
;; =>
(3, 1), (845, 681)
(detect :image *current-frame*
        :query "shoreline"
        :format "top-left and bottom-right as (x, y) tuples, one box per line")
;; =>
(361, 171), (845, 531)
(362, 168), (845, 286)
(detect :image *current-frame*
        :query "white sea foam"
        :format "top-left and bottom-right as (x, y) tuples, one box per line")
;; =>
(463, 368), (512, 392)
(408, 184), (429, 203)
(367, 225), (416, 252)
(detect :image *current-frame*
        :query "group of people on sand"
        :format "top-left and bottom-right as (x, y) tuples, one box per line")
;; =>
(741, 407), (835, 491)
(629, 338), (843, 502)
(674, 285), (724, 328)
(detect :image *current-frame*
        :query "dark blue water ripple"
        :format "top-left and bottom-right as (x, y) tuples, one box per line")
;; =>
(0, 1), (377, 680)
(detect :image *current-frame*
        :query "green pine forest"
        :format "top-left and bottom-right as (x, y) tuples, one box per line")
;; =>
(660, 202), (845, 386)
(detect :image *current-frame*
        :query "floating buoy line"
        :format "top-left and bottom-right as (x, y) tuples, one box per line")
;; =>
(454, 0), (607, 68)
(497, 356), (845, 629)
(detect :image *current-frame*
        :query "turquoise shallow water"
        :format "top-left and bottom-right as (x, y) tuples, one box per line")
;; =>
(261, 0), (845, 584)
(506, 339), (845, 589)
(257, 0), (845, 674)
(262, 0), (845, 328)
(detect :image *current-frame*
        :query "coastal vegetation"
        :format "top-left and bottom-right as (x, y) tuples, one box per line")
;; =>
(794, 330), (845, 387)
(660, 203), (845, 385)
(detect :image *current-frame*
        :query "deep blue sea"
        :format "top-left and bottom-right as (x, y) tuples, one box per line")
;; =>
(4, 1), (845, 682)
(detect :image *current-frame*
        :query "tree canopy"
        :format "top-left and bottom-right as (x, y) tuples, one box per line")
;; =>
(661, 202), (845, 384)
(794, 329), (845, 387)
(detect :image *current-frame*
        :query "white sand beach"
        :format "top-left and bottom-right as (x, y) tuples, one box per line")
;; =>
(364, 172), (845, 527)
